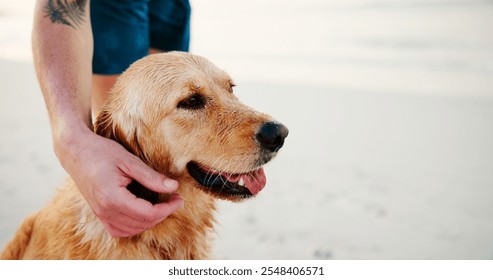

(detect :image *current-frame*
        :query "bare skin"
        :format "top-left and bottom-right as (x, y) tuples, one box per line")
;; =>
(92, 74), (117, 118)
(33, 0), (183, 237)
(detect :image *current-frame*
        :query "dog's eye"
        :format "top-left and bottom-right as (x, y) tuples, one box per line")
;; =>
(178, 94), (206, 110)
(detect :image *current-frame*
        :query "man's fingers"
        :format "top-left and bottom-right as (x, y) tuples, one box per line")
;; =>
(110, 186), (183, 225)
(100, 194), (184, 237)
(149, 193), (184, 226)
(103, 221), (135, 238)
(120, 155), (179, 193)
(100, 211), (149, 235)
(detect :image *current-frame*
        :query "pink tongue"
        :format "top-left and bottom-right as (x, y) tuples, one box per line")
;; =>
(240, 168), (266, 195)
(216, 167), (267, 195)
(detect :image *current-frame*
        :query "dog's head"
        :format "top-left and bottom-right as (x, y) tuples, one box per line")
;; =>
(95, 52), (288, 202)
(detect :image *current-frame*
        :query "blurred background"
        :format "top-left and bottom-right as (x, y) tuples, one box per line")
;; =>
(1, 0), (492, 259)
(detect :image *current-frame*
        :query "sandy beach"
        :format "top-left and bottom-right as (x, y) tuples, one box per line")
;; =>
(1, 0), (493, 259)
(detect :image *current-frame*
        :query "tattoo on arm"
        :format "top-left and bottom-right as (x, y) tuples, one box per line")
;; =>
(44, 0), (88, 29)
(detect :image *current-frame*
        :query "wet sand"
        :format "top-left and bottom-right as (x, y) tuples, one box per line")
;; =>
(1, 0), (493, 259)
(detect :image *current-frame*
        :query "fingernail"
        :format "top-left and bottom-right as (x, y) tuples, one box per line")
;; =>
(163, 178), (179, 190)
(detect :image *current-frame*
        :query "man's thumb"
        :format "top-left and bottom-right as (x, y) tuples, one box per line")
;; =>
(124, 157), (179, 193)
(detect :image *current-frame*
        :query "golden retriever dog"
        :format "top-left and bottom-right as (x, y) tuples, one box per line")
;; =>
(1, 52), (288, 259)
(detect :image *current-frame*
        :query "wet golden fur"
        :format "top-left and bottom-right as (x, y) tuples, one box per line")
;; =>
(1, 52), (282, 259)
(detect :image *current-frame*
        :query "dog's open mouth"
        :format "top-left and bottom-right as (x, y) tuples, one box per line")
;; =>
(186, 162), (266, 198)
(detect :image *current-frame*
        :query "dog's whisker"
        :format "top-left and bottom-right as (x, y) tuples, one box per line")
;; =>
(208, 157), (225, 179)
(216, 158), (232, 193)
(204, 157), (226, 189)
(217, 156), (241, 193)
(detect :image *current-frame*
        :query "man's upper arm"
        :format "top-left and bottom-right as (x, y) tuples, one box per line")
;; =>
(42, 0), (89, 29)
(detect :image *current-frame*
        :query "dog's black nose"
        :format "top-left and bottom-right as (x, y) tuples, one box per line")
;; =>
(256, 122), (289, 152)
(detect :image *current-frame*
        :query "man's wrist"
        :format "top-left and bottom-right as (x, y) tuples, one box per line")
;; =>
(51, 116), (94, 165)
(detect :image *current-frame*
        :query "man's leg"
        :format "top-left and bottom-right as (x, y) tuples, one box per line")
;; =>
(90, 0), (150, 119)
(92, 74), (118, 118)
(149, 0), (191, 53)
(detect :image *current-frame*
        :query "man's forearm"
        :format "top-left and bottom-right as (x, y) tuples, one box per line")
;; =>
(32, 0), (93, 141)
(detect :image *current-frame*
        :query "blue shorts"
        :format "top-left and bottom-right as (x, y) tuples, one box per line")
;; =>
(91, 0), (191, 75)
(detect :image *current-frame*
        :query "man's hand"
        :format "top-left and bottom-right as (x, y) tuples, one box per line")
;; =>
(55, 127), (183, 237)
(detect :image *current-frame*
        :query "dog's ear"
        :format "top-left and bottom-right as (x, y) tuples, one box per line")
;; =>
(94, 109), (114, 140)
(94, 110), (160, 204)
(94, 110), (147, 162)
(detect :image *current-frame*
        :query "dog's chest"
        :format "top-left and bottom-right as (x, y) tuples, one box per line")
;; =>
(76, 197), (215, 259)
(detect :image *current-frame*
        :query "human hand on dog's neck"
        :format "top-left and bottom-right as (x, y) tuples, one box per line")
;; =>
(32, 0), (182, 238)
